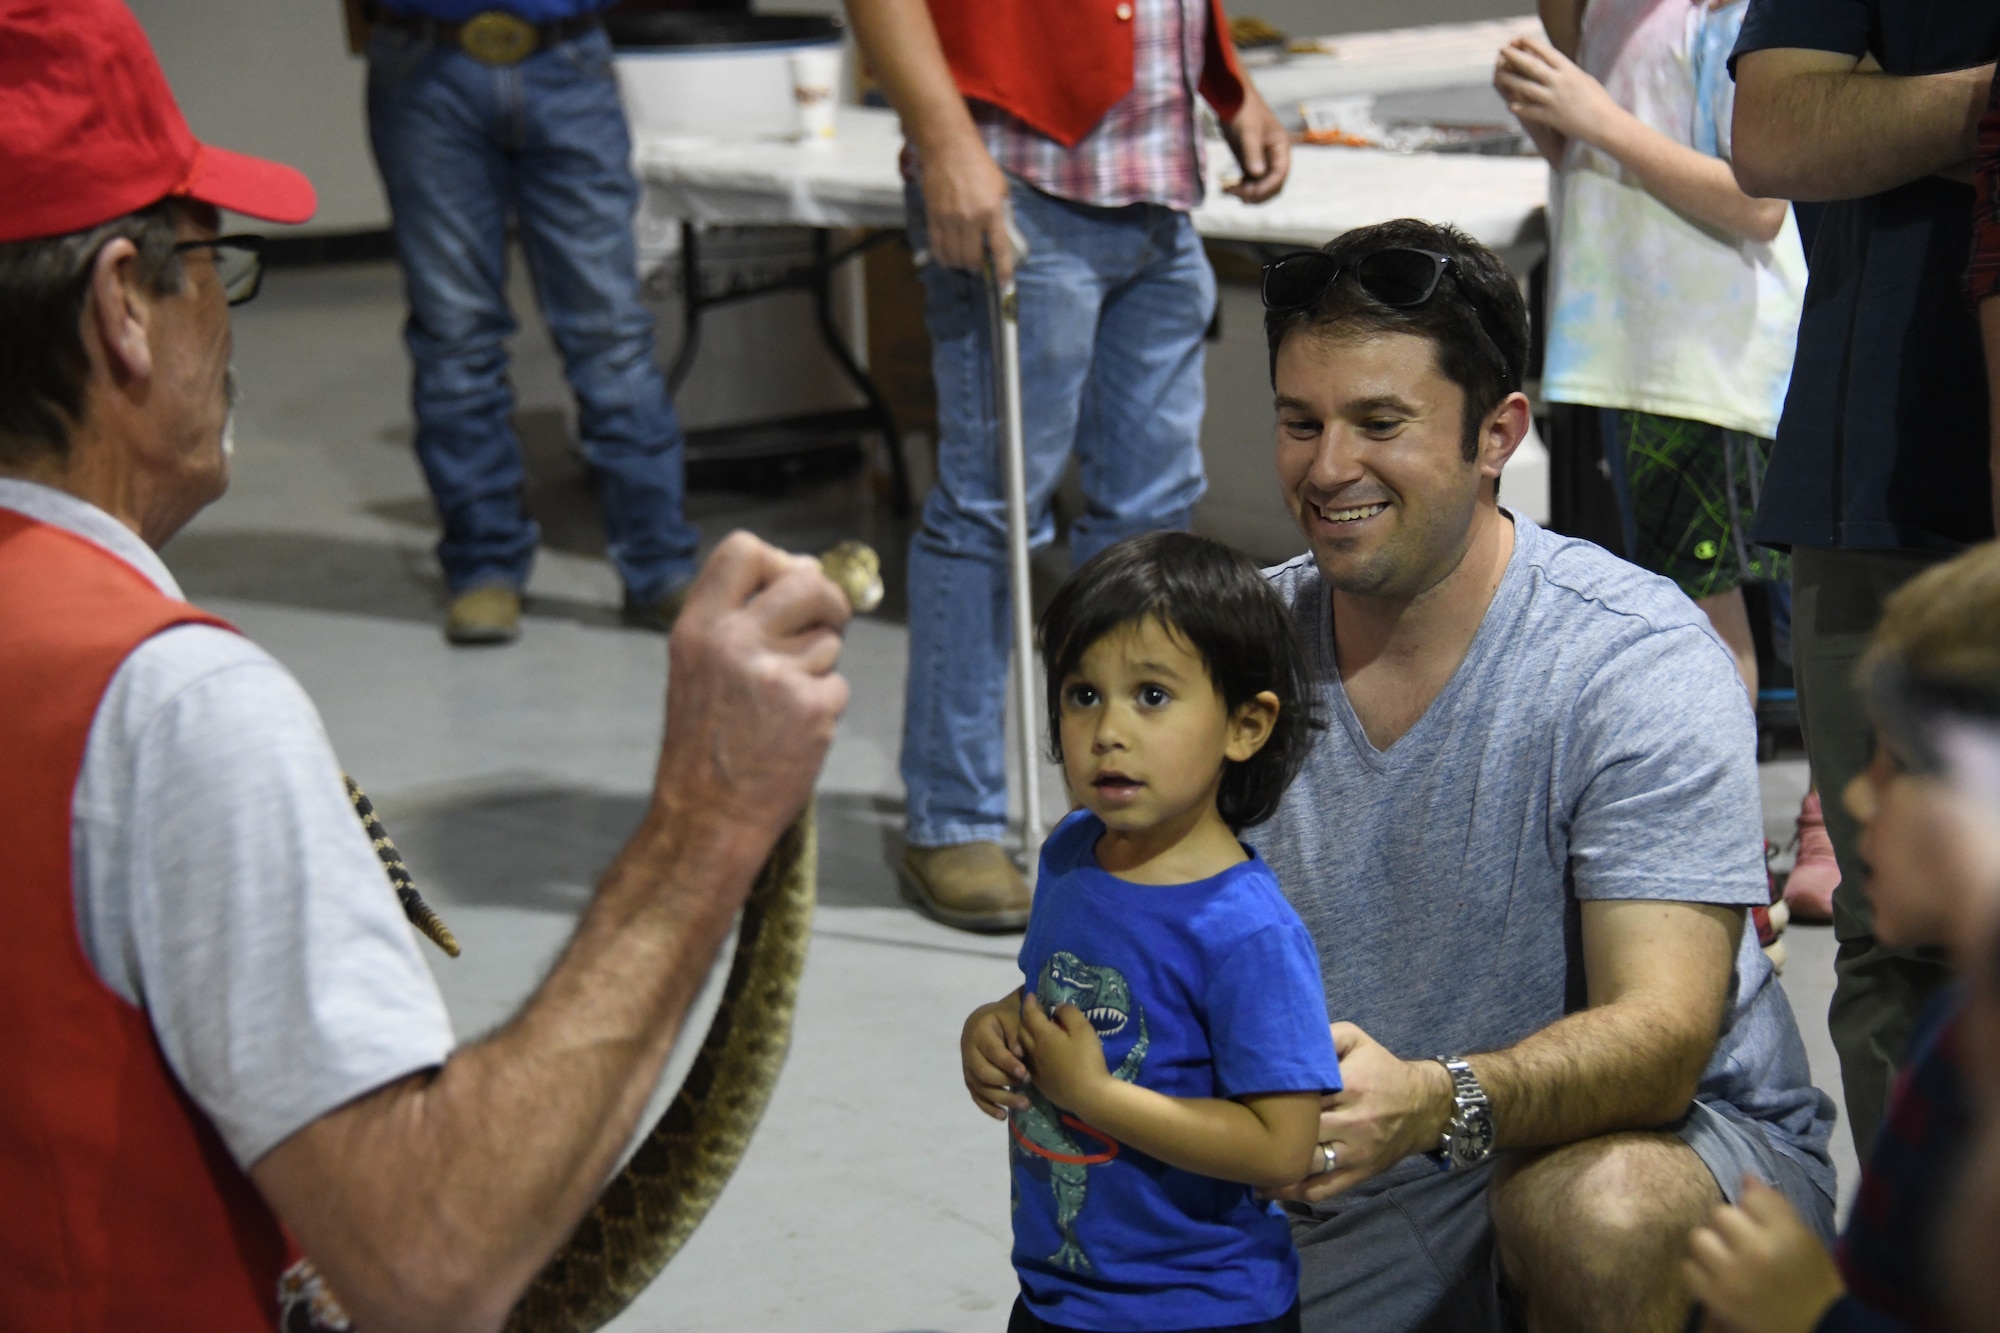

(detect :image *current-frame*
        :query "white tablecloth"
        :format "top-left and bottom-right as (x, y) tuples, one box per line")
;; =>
(634, 13), (1553, 254)
(636, 106), (1548, 252)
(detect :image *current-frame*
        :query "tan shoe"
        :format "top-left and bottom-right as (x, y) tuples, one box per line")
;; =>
(444, 584), (521, 645)
(899, 841), (1032, 933)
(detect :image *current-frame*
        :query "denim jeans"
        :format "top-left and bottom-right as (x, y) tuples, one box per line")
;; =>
(899, 178), (1213, 848)
(366, 24), (699, 600)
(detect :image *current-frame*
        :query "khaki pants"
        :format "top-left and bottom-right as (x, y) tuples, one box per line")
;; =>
(1791, 546), (1954, 1157)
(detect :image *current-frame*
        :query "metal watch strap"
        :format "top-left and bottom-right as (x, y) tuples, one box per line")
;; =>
(1433, 1056), (1493, 1168)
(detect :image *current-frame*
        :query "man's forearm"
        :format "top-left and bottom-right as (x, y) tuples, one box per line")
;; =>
(1734, 51), (1993, 201)
(1470, 998), (1712, 1151)
(1459, 898), (1740, 1151)
(843, 0), (977, 158)
(254, 800), (771, 1333)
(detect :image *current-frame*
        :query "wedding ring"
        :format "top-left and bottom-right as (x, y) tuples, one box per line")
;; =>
(1317, 1142), (1337, 1175)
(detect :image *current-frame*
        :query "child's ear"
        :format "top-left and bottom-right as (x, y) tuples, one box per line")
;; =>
(1225, 691), (1281, 762)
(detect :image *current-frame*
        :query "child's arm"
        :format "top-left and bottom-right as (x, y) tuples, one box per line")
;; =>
(1018, 993), (1321, 1189)
(1682, 1179), (1848, 1333)
(1495, 34), (1790, 244)
(960, 989), (1030, 1119)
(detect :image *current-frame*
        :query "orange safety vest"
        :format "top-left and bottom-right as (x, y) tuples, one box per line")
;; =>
(0, 508), (287, 1329)
(927, 0), (1247, 148)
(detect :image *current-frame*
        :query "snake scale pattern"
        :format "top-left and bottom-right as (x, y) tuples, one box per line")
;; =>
(290, 543), (881, 1333)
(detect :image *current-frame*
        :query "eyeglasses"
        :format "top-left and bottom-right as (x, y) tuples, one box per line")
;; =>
(171, 235), (267, 306)
(1261, 247), (1521, 393)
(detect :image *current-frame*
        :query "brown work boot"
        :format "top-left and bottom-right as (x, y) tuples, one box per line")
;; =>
(899, 841), (1032, 933)
(444, 584), (521, 645)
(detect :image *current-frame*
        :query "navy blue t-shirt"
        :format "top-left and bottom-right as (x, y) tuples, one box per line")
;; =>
(1731, 0), (2000, 552)
(1011, 812), (1342, 1331)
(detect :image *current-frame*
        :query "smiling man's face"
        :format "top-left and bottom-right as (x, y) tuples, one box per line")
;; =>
(1273, 326), (1494, 602)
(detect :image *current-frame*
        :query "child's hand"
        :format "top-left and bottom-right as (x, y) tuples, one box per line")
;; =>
(960, 991), (1030, 1119)
(1493, 34), (1620, 147)
(1018, 992), (1111, 1116)
(1682, 1179), (1845, 1333)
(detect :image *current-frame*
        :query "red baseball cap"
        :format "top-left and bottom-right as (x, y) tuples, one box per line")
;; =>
(0, 0), (317, 244)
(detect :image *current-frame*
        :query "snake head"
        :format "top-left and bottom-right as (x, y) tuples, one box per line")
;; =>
(819, 541), (883, 614)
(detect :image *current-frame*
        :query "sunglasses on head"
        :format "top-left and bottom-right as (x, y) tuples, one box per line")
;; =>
(1261, 247), (1522, 393)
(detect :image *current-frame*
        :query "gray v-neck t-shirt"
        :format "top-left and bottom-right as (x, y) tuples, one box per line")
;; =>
(1252, 513), (1834, 1192)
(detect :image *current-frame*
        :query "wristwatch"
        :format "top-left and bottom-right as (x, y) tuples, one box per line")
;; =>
(1430, 1056), (1495, 1170)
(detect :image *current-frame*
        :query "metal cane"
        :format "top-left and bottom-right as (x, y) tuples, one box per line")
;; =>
(985, 226), (1044, 874)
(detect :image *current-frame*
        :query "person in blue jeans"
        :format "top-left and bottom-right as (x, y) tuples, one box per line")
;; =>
(845, 0), (1294, 930)
(366, 2), (700, 645)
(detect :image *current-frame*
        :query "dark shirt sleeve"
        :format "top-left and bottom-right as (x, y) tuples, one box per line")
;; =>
(1731, 0), (1871, 73)
(1969, 66), (2000, 302)
(1813, 1295), (1910, 1333)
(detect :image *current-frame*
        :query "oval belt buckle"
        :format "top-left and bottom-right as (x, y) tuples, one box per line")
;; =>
(460, 10), (538, 64)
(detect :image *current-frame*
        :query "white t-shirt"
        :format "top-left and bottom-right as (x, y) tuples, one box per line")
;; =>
(1541, 0), (1807, 438)
(0, 480), (456, 1169)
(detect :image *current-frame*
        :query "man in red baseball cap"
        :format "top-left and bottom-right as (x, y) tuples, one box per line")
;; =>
(0, 2), (853, 1327)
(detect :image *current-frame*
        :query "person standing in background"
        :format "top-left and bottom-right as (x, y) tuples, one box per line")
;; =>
(363, 0), (702, 645)
(1495, 0), (1820, 935)
(1728, 0), (1998, 1159)
(844, 0), (1293, 931)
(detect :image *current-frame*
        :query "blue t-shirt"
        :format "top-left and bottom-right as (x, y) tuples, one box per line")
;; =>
(1011, 811), (1342, 1331)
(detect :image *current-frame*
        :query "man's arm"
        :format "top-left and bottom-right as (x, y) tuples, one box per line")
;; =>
(843, 0), (1014, 280)
(251, 533), (851, 1333)
(1461, 898), (1741, 1144)
(1268, 898), (1741, 1200)
(1220, 85), (1291, 204)
(1732, 48), (1993, 201)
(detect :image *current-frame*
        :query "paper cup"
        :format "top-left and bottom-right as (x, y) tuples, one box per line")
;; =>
(789, 45), (842, 141)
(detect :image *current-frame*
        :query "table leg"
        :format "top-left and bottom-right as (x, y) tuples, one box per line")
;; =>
(810, 229), (911, 516)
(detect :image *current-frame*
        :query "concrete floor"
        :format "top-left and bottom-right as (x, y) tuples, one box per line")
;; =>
(175, 258), (1853, 1331)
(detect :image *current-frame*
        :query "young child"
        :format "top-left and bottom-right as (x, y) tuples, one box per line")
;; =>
(958, 531), (1341, 1333)
(1680, 541), (2000, 1331)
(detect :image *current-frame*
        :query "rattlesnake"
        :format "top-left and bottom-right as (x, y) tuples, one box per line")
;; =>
(285, 542), (883, 1333)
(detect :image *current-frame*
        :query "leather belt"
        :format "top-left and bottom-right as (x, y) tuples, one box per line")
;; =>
(373, 8), (602, 65)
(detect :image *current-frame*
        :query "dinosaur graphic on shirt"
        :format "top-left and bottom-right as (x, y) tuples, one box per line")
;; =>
(1009, 950), (1150, 1274)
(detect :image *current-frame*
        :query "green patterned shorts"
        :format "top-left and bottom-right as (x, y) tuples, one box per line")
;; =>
(1606, 409), (1789, 600)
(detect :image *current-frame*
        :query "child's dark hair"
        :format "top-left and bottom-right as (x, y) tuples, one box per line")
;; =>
(1038, 532), (1323, 830)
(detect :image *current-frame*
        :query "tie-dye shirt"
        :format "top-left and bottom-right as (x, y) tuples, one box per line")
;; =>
(1542, 0), (1806, 439)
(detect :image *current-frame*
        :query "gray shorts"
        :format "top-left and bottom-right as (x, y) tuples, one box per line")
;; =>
(1290, 1107), (1836, 1332)
(1674, 1099), (1836, 1246)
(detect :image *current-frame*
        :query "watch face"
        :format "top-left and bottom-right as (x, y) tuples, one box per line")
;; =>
(1451, 1107), (1496, 1167)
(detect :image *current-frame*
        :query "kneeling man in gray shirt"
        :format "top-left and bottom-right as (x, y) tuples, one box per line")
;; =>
(1251, 220), (1835, 1332)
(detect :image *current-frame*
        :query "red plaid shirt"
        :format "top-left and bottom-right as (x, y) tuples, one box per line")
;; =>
(909, 0), (1208, 212)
